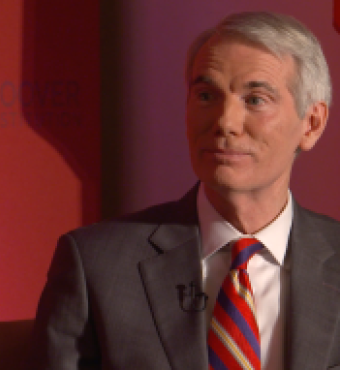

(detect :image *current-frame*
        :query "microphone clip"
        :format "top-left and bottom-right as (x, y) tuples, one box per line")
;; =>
(176, 281), (208, 313)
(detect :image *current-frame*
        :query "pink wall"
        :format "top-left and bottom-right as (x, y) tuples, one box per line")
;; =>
(0, 1), (100, 320)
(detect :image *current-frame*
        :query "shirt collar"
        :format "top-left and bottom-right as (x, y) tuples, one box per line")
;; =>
(197, 183), (293, 266)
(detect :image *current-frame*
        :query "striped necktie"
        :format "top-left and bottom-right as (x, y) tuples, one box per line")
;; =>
(208, 237), (263, 370)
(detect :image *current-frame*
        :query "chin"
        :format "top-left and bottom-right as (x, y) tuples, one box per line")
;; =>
(197, 164), (245, 185)
(197, 169), (251, 194)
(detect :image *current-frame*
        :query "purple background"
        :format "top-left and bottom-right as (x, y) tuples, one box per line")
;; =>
(109, 0), (340, 220)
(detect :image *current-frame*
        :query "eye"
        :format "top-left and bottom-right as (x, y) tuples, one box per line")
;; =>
(197, 91), (215, 102)
(245, 95), (265, 106)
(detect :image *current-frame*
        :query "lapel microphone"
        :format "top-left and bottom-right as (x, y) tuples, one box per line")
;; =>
(176, 281), (208, 312)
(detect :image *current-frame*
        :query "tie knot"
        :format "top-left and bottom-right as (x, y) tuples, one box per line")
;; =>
(230, 237), (263, 270)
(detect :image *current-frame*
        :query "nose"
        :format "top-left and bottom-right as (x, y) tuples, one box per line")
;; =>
(215, 95), (245, 136)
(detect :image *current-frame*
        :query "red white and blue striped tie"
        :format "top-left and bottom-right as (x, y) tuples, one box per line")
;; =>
(208, 238), (263, 370)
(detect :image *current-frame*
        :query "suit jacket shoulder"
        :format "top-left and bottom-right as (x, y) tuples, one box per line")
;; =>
(28, 184), (207, 370)
(288, 202), (340, 370)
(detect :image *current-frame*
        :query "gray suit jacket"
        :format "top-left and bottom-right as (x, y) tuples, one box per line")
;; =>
(28, 186), (340, 369)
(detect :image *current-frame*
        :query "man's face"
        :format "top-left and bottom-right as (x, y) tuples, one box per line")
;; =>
(186, 36), (315, 198)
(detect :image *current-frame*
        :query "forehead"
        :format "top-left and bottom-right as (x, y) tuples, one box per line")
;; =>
(190, 35), (296, 87)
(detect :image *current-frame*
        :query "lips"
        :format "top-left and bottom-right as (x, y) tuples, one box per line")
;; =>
(201, 146), (251, 162)
(203, 145), (251, 154)
(205, 148), (249, 155)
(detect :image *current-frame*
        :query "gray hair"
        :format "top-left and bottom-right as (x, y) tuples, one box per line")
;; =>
(185, 12), (332, 117)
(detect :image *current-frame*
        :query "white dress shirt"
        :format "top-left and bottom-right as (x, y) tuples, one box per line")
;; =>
(198, 184), (293, 370)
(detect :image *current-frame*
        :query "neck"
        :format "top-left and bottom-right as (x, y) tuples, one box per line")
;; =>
(203, 184), (289, 234)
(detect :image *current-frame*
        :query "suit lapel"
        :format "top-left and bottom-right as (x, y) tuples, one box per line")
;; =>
(287, 203), (340, 370)
(139, 185), (208, 370)
(137, 189), (340, 370)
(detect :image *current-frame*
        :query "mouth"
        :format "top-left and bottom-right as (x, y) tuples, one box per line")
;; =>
(202, 147), (251, 163)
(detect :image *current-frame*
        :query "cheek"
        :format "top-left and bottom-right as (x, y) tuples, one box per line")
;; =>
(186, 109), (205, 141)
(185, 118), (198, 149)
(185, 112), (194, 138)
(186, 127), (202, 153)
(256, 123), (302, 163)
(247, 109), (295, 144)
(186, 106), (217, 141)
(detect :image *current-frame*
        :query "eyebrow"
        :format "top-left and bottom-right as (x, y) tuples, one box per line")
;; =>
(189, 75), (215, 89)
(243, 81), (279, 97)
(189, 76), (280, 98)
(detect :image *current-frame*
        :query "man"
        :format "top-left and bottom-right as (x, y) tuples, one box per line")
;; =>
(28, 12), (340, 370)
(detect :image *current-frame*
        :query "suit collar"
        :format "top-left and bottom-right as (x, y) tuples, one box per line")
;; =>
(139, 238), (208, 370)
(139, 184), (208, 370)
(291, 201), (334, 261)
(149, 184), (200, 252)
(287, 201), (340, 369)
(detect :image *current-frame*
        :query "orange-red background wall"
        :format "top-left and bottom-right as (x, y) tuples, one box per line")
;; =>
(2, 1), (340, 321)
(0, 1), (100, 320)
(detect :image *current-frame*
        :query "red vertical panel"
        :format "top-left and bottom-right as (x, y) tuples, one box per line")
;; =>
(0, 1), (100, 320)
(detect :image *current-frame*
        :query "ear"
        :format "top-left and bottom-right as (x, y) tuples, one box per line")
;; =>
(299, 101), (329, 152)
